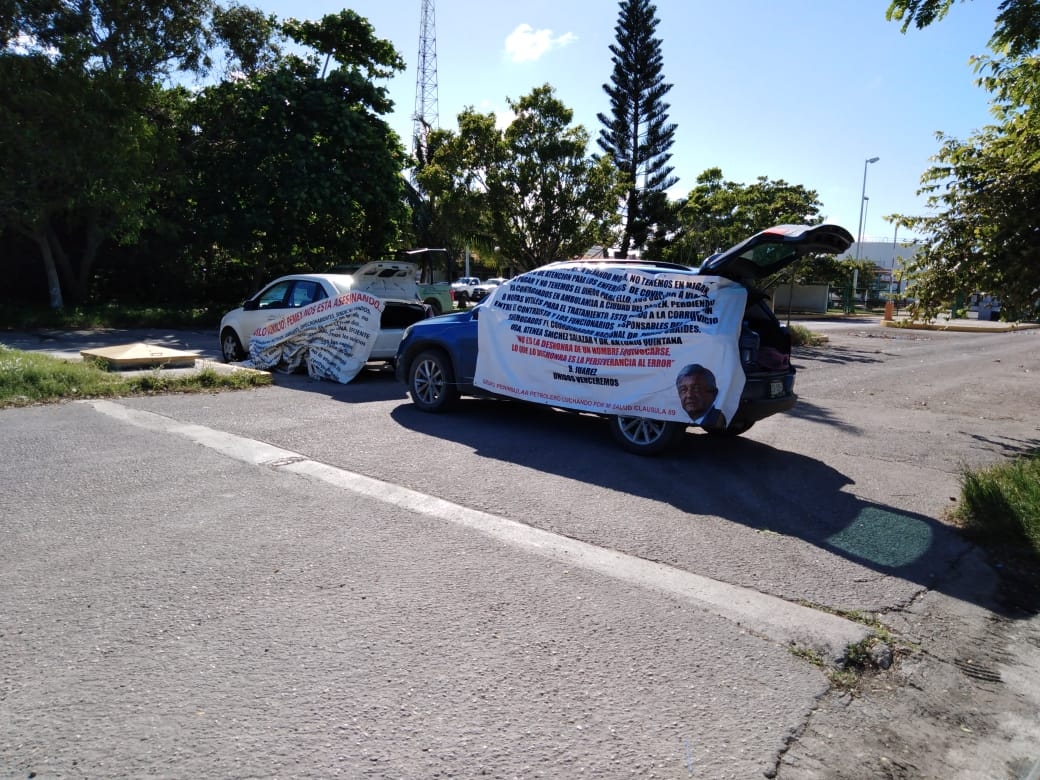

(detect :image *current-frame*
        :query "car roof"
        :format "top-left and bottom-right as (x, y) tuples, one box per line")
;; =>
(544, 258), (695, 274)
(265, 273), (355, 294)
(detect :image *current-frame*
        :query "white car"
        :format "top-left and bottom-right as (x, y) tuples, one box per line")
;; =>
(450, 276), (483, 304)
(219, 261), (430, 363)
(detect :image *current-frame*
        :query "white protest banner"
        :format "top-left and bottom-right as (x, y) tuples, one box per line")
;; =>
(474, 265), (748, 426)
(245, 292), (383, 383)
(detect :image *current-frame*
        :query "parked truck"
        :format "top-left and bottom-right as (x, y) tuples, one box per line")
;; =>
(417, 281), (455, 315)
(451, 277), (486, 305)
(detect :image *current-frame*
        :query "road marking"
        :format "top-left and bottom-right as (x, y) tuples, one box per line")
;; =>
(88, 399), (870, 662)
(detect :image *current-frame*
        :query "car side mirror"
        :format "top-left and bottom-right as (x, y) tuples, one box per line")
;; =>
(242, 299), (260, 311)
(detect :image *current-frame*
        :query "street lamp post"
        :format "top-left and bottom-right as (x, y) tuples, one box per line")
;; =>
(852, 195), (870, 303)
(855, 156), (879, 261)
(890, 224), (900, 296)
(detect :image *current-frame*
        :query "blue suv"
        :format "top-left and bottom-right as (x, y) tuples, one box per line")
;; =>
(395, 224), (853, 455)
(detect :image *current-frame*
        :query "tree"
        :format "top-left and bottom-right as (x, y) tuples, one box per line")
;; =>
(210, 4), (283, 78)
(662, 168), (825, 266)
(184, 11), (409, 292)
(885, 0), (1040, 318)
(0, 54), (173, 307)
(597, 0), (677, 258)
(419, 85), (625, 271)
(4, 0), (216, 80)
(894, 55), (1040, 319)
(886, 0), (1040, 58)
(1, 0), (270, 307)
(405, 127), (488, 270)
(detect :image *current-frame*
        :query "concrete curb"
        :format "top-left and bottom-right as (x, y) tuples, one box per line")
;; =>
(880, 319), (1039, 333)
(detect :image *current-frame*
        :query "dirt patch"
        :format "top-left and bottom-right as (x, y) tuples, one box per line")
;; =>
(777, 547), (1040, 779)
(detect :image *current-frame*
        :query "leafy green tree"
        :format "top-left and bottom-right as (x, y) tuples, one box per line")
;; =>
(4, 0), (216, 79)
(886, 1), (1039, 318)
(184, 10), (409, 292)
(0, 53), (176, 307)
(419, 85), (625, 271)
(497, 86), (625, 269)
(405, 127), (488, 274)
(662, 168), (825, 266)
(0, 0), (297, 308)
(210, 4), (284, 77)
(886, 0), (1040, 58)
(597, 0), (677, 258)
(894, 55), (1040, 319)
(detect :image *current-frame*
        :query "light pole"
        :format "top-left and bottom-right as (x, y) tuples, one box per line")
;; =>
(853, 195), (869, 302)
(890, 224), (900, 295)
(855, 156), (879, 260)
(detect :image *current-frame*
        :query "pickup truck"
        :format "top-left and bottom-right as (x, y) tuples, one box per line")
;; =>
(417, 281), (455, 315)
(472, 277), (507, 300)
(451, 277), (486, 305)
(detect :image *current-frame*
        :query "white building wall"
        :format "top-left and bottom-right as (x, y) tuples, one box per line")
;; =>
(840, 239), (924, 273)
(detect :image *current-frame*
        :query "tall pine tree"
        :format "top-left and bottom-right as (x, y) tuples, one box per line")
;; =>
(597, 0), (677, 258)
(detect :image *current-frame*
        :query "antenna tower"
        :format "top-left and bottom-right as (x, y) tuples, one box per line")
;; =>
(413, 0), (439, 155)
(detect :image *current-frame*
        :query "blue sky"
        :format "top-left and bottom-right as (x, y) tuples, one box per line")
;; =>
(254, 0), (998, 243)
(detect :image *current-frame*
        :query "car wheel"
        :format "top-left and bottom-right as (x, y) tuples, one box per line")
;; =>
(609, 415), (685, 455)
(424, 298), (443, 316)
(408, 349), (459, 412)
(220, 328), (246, 362)
(707, 419), (755, 437)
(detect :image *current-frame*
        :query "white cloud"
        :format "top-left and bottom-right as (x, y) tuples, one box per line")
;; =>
(495, 109), (518, 131)
(477, 100), (518, 131)
(504, 23), (577, 63)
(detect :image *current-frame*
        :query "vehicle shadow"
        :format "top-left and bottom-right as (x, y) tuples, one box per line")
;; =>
(266, 363), (410, 403)
(390, 397), (1039, 618)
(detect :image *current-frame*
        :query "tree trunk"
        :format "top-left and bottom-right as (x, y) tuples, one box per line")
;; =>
(77, 216), (106, 300)
(48, 227), (83, 303)
(33, 230), (64, 309)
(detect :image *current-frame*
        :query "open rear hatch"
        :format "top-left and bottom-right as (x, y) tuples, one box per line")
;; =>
(696, 224), (854, 283)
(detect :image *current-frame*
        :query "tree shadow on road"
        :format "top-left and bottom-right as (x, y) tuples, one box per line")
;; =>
(786, 399), (862, 433)
(794, 345), (887, 366)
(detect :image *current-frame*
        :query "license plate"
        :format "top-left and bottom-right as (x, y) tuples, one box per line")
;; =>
(769, 380), (784, 398)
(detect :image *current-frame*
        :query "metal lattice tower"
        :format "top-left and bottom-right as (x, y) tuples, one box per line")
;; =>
(412, 0), (439, 155)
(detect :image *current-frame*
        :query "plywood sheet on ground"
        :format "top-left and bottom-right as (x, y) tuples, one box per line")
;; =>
(80, 343), (200, 369)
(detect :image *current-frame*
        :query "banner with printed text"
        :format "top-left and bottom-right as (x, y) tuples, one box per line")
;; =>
(475, 267), (748, 426)
(245, 292), (383, 383)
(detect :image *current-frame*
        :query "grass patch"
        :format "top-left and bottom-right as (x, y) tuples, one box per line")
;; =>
(0, 345), (270, 408)
(788, 322), (828, 347)
(952, 451), (1040, 558)
(0, 303), (222, 330)
(788, 604), (915, 695)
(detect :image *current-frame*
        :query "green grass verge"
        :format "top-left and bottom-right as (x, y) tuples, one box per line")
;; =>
(0, 345), (270, 408)
(952, 451), (1040, 557)
(788, 322), (828, 347)
(0, 303), (223, 330)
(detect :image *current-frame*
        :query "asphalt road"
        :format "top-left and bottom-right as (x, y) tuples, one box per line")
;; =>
(1, 321), (1038, 778)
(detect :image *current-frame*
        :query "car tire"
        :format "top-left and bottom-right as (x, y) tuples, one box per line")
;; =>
(220, 328), (246, 362)
(408, 349), (459, 412)
(706, 419), (755, 437)
(609, 415), (685, 455)
(424, 298), (443, 316)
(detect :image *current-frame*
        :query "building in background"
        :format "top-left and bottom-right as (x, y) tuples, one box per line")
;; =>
(840, 236), (925, 295)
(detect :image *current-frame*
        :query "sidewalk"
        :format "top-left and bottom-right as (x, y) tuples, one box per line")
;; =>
(881, 314), (1039, 333)
(785, 309), (1038, 333)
